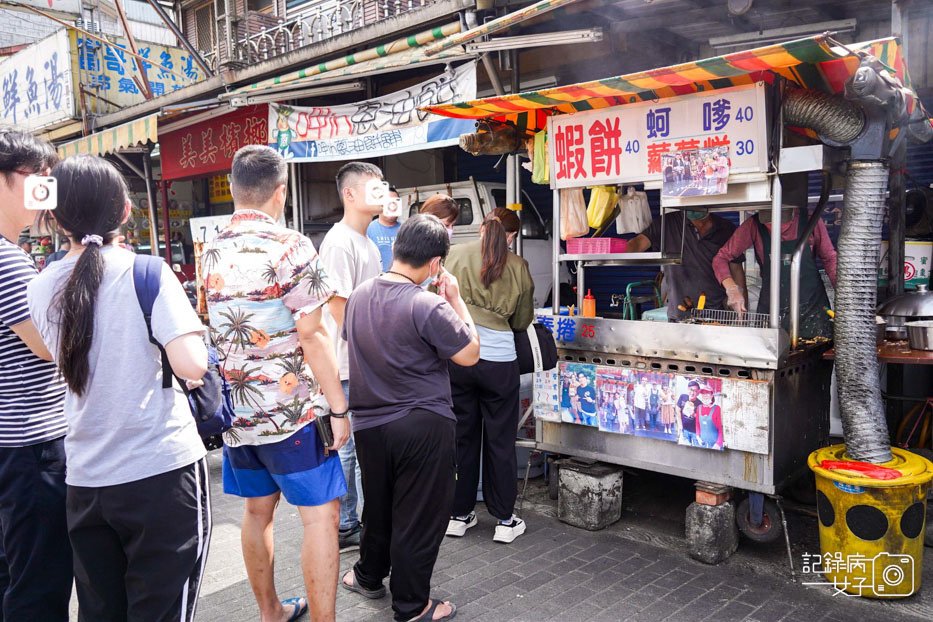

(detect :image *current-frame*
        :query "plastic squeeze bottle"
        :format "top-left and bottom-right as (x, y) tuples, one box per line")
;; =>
(582, 289), (597, 318)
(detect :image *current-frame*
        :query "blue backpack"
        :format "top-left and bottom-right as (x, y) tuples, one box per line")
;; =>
(132, 255), (234, 439)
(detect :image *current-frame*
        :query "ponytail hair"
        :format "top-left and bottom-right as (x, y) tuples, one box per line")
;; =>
(49, 155), (129, 396)
(480, 207), (520, 288)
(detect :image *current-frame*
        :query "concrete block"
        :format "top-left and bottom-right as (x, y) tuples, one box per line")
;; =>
(558, 461), (623, 531)
(685, 501), (738, 564)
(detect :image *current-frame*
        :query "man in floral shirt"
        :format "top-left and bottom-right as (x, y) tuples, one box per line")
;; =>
(204, 145), (348, 622)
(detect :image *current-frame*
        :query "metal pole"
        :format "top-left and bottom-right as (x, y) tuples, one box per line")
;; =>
(142, 153), (159, 257)
(770, 174), (782, 328)
(289, 163), (300, 232)
(143, 0), (215, 77)
(160, 180), (172, 263)
(888, 0), (909, 297)
(114, 0), (153, 99)
(510, 48), (523, 257)
(552, 188), (561, 314)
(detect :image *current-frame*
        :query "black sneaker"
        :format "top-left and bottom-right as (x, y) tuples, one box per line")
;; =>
(339, 525), (361, 552)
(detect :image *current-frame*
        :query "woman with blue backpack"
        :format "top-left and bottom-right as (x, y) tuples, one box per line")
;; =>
(27, 155), (212, 622)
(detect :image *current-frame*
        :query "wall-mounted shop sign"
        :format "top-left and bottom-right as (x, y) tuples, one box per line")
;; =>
(268, 62), (477, 162)
(548, 82), (767, 189)
(160, 105), (269, 180)
(0, 30), (74, 130)
(71, 31), (206, 112)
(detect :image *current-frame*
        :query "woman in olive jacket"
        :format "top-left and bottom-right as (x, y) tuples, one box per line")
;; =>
(443, 207), (534, 544)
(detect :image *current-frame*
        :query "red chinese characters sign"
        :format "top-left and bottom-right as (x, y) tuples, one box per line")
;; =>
(161, 105), (268, 180)
(548, 83), (767, 189)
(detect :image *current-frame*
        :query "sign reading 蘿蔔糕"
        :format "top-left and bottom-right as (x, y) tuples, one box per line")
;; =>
(268, 63), (477, 162)
(0, 30), (74, 131)
(547, 82), (768, 189)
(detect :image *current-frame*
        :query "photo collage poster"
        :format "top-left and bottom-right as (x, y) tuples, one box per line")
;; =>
(557, 362), (727, 451)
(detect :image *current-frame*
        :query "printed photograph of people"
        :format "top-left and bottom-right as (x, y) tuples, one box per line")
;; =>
(595, 367), (631, 434)
(675, 377), (725, 450)
(661, 146), (730, 198)
(559, 363), (598, 427)
(629, 372), (678, 442)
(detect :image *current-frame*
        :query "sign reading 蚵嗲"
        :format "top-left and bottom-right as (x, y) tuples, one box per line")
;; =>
(547, 82), (768, 190)
(268, 63), (477, 162)
(0, 30), (74, 131)
(71, 31), (206, 111)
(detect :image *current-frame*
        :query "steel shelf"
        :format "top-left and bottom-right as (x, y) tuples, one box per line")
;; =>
(558, 252), (683, 266)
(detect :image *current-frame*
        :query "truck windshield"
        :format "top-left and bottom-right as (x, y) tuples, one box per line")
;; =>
(408, 197), (474, 226)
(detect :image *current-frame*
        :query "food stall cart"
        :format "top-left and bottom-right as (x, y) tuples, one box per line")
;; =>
(426, 34), (932, 549)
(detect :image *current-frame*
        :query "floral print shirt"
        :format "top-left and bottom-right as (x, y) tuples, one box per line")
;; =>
(204, 210), (334, 446)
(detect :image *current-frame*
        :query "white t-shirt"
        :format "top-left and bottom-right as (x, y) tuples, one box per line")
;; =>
(27, 247), (206, 487)
(320, 222), (382, 381)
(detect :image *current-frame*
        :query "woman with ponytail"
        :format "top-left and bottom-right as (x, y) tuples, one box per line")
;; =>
(442, 207), (534, 544)
(26, 155), (211, 622)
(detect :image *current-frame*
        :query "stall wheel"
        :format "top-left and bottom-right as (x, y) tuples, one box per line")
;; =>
(737, 496), (783, 544)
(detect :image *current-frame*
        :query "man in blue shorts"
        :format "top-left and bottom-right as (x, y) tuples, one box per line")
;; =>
(204, 145), (349, 622)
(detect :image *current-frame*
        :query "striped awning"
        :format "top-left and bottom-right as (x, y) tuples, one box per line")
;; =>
(424, 36), (928, 134)
(56, 113), (159, 159)
(232, 22), (463, 96)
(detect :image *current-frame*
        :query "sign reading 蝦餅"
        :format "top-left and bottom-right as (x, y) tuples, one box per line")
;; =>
(547, 82), (768, 189)
(268, 63), (477, 162)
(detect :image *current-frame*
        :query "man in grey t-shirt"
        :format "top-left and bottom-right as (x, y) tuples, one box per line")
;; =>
(340, 214), (479, 622)
(320, 161), (384, 550)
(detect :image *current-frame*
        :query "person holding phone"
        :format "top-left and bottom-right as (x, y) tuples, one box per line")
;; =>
(341, 214), (479, 622)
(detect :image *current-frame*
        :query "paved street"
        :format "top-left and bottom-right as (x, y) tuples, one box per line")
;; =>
(182, 452), (933, 622)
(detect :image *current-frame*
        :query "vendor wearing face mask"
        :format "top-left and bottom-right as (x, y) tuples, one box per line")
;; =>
(711, 172), (836, 338)
(626, 208), (745, 320)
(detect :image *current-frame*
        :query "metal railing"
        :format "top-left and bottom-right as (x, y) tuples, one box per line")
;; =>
(232, 1), (433, 64)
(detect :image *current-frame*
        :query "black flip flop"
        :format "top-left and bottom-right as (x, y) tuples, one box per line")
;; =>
(341, 570), (387, 599)
(406, 599), (457, 622)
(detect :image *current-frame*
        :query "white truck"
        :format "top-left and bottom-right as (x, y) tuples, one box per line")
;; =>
(396, 179), (564, 308)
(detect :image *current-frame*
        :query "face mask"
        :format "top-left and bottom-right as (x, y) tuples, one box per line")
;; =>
(686, 210), (706, 222)
(447, 226), (454, 241)
(419, 260), (438, 289)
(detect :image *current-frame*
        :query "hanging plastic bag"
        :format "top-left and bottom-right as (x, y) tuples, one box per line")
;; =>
(532, 130), (549, 185)
(560, 188), (588, 240)
(616, 186), (652, 234)
(586, 185), (619, 229)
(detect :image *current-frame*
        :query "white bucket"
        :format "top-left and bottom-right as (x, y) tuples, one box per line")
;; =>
(879, 240), (932, 288)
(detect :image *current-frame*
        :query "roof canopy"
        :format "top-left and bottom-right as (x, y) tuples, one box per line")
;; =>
(57, 113), (159, 159)
(424, 36), (928, 134)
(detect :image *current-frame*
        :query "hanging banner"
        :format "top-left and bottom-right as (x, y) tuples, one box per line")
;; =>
(548, 82), (767, 189)
(0, 30), (75, 131)
(160, 105), (269, 180)
(268, 62), (477, 162)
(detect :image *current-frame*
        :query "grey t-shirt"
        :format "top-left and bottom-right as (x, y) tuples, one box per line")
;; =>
(320, 221), (382, 381)
(27, 246), (206, 487)
(342, 278), (473, 432)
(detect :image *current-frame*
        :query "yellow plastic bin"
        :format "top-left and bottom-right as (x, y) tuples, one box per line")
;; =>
(808, 445), (933, 598)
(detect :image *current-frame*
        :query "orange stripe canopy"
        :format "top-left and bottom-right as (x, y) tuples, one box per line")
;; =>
(424, 35), (928, 134)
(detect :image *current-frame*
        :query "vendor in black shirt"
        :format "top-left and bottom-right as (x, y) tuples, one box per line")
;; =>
(625, 210), (746, 320)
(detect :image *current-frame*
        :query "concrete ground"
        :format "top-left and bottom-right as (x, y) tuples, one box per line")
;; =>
(69, 450), (933, 621)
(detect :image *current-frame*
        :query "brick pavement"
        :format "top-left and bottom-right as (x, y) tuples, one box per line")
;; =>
(70, 450), (932, 621)
(191, 452), (933, 622)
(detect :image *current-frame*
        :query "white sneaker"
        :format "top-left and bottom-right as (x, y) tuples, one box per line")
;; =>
(493, 516), (526, 543)
(446, 512), (478, 537)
